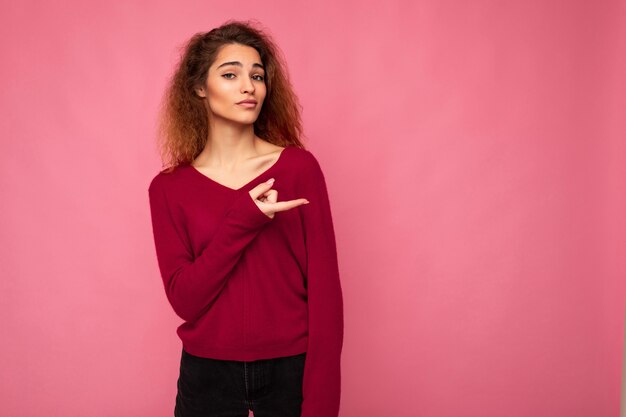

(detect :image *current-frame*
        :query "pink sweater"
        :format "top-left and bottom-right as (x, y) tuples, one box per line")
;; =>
(148, 145), (344, 417)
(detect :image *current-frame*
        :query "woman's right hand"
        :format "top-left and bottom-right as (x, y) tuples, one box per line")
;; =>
(249, 178), (309, 219)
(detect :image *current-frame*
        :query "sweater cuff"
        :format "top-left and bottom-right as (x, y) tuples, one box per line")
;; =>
(228, 192), (273, 228)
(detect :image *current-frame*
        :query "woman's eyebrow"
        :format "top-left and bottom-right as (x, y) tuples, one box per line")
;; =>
(216, 61), (264, 70)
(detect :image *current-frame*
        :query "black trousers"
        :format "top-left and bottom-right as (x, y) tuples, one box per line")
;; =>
(174, 348), (306, 417)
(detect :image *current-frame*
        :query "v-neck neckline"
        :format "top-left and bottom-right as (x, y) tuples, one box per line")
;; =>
(188, 146), (291, 192)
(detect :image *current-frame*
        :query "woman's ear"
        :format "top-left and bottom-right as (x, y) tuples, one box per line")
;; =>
(195, 87), (206, 98)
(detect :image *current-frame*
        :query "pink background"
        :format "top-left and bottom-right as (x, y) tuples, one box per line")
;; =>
(1, 1), (625, 416)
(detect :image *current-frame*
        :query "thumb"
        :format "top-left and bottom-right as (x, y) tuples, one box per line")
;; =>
(250, 177), (275, 199)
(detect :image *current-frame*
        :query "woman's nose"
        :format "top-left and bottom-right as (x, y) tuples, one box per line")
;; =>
(241, 77), (255, 94)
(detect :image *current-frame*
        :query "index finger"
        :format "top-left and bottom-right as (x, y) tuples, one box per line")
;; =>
(270, 198), (310, 213)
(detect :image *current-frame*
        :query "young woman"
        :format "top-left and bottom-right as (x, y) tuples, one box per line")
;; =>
(148, 20), (344, 417)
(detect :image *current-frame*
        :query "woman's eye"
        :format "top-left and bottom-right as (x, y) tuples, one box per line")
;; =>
(222, 73), (264, 81)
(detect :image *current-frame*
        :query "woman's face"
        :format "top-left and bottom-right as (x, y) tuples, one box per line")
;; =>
(197, 43), (267, 126)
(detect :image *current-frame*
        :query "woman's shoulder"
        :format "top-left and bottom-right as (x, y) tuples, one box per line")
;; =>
(285, 145), (321, 169)
(148, 164), (189, 193)
(284, 145), (326, 187)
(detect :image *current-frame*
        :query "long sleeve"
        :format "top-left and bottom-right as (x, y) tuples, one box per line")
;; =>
(148, 175), (273, 322)
(298, 152), (345, 417)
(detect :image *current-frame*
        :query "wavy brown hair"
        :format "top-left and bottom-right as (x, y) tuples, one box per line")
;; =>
(155, 19), (306, 172)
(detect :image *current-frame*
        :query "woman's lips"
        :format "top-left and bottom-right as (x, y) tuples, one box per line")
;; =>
(237, 102), (257, 108)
